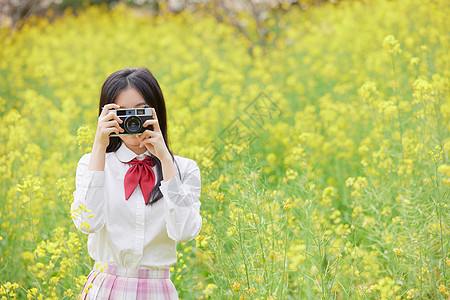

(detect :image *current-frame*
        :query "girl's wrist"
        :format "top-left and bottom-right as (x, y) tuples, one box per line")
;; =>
(157, 148), (172, 162)
(92, 139), (108, 152)
(160, 154), (177, 182)
(159, 154), (173, 165)
(88, 141), (107, 171)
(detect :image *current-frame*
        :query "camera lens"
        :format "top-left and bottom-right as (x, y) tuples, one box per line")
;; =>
(124, 116), (142, 133)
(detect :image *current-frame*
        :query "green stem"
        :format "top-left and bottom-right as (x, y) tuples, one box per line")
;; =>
(391, 55), (404, 160)
(29, 197), (36, 243)
(269, 204), (275, 297)
(419, 238), (423, 300)
(433, 101), (444, 151)
(434, 163), (446, 285)
(318, 235), (326, 299)
(251, 211), (269, 291)
(349, 224), (357, 298)
(281, 214), (289, 299)
(237, 212), (251, 292)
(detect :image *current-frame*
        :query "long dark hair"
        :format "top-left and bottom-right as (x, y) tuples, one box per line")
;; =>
(99, 67), (181, 205)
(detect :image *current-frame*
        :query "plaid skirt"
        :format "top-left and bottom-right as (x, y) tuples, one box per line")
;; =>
(79, 262), (178, 300)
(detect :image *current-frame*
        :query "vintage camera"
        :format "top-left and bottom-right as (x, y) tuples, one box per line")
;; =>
(110, 107), (154, 136)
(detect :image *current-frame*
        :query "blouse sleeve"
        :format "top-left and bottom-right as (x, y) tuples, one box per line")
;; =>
(159, 158), (202, 243)
(71, 153), (106, 234)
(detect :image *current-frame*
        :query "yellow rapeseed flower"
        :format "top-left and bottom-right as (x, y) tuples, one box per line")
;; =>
(393, 248), (403, 255)
(366, 284), (377, 294)
(406, 288), (415, 298)
(283, 199), (292, 210)
(438, 284), (449, 296)
(410, 57), (420, 66)
(383, 35), (402, 55)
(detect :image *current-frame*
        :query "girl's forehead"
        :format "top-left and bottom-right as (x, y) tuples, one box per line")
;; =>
(114, 88), (147, 108)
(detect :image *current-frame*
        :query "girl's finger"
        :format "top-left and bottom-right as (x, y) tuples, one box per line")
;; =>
(151, 108), (161, 132)
(142, 129), (161, 141)
(105, 127), (121, 136)
(143, 119), (157, 129)
(103, 120), (124, 133)
(139, 137), (156, 148)
(100, 103), (120, 118)
(102, 112), (123, 124)
(138, 130), (153, 142)
(103, 120), (122, 129)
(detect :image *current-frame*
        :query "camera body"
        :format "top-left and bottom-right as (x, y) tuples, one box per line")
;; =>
(110, 107), (154, 136)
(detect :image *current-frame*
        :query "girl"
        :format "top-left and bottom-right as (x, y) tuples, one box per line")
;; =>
(71, 67), (202, 299)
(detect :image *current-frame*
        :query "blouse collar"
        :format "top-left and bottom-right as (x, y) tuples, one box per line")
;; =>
(115, 142), (152, 163)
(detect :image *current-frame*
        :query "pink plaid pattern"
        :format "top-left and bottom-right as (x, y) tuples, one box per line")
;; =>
(80, 263), (178, 300)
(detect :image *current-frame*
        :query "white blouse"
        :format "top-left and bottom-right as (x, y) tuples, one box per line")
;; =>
(71, 142), (202, 269)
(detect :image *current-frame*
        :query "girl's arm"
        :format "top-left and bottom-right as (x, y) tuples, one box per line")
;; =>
(139, 109), (202, 242)
(71, 103), (122, 233)
(161, 156), (177, 182)
(88, 143), (107, 171)
(160, 158), (202, 243)
(71, 153), (106, 234)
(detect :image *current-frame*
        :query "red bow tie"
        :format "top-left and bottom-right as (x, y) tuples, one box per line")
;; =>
(124, 156), (156, 205)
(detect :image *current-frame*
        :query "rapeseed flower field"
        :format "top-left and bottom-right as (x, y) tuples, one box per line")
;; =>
(0, 0), (449, 298)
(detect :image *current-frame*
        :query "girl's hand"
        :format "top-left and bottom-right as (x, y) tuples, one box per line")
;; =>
(93, 103), (124, 149)
(138, 108), (171, 161)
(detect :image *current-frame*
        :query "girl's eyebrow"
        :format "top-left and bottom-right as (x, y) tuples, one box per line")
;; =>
(119, 102), (147, 108)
